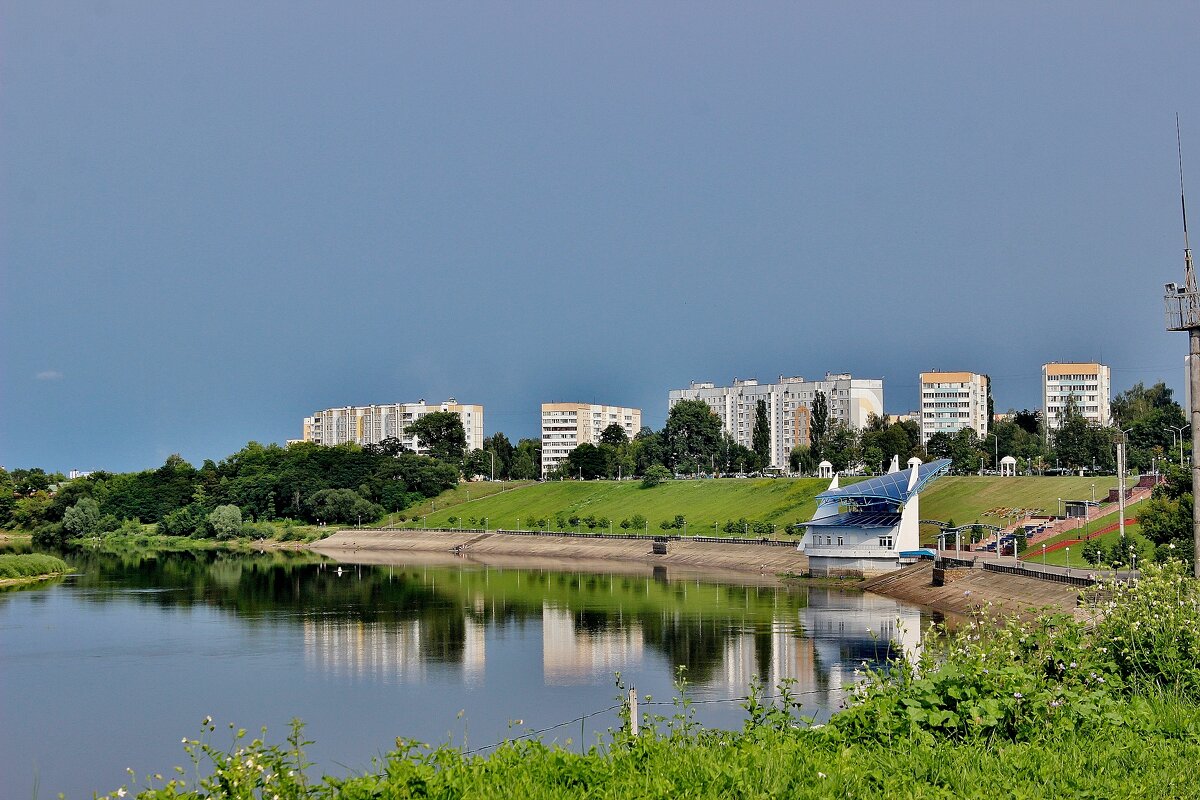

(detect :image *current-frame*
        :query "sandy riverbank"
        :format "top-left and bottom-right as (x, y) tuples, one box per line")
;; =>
(311, 529), (809, 579)
(863, 562), (1086, 618)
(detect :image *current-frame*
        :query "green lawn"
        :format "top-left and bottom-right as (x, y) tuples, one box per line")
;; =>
(397, 475), (1122, 538)
(918, 475), (1118, 528)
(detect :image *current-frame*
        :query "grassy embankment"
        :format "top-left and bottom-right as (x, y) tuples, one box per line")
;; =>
(103, 560), (1200, 798)
(0, 553), (70, 586)
(394, 476), (1119, 541)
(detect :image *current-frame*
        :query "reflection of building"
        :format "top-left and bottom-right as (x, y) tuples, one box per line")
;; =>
(716, 622), (815, 695)
(668, 374), (884, 470)
(302, 616), (486, 683)
(541, 604), (643, 685)
(801, 588), (922, 673)
(302, 399), (485, 454)
(540, 403), (642, 477)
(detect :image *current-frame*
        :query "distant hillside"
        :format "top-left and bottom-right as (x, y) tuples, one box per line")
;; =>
(399, 474), (1120, 537)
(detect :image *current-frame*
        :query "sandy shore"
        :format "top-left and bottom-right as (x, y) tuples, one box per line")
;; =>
(311, 529), (809, 581)
(863, 562), (1086, 618)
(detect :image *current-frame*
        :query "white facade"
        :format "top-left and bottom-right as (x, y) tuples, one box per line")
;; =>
(1042, 362), (1111, 430)
(667, 373), (885, 470)
(302, 399), (484, 455)
(541, 402), (642, 476)
(919, 371), (990, 444)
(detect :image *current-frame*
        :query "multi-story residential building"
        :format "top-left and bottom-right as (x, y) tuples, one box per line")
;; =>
(919, 371), (990, 444)
(1042, 362), (1111, 430)
(302, 399), (484, 455)
(541, 402), (642, 476)
(667, 373), (885, 470)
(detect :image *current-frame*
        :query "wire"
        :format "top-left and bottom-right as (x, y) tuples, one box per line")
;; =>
(459, 687), (843, 755)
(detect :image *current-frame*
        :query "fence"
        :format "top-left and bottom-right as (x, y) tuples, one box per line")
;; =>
(370, 527), (799, 547)
(981, 560), (1098, 588)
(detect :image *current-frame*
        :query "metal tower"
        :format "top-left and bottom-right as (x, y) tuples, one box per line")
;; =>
(1163, 115), (1200, 577)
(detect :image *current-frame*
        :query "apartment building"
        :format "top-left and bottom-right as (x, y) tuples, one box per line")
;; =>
(919, 371), (990, 444)
(302, 398), (484, 454)
(667, 373), (885, 470)
(1042, 362), (1111, 429)
(541, 402), (642, 476)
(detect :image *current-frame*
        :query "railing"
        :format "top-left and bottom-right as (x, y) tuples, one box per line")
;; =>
(1164, 289), (1200, 330)
(368, 527), (799, 547)
(982, 561), (1097, 587)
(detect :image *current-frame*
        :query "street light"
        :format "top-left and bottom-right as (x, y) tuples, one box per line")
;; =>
(1065, 546), (1070, 577)
(1168, 424), (1190, 466)
(1042, 542), (1047, 569)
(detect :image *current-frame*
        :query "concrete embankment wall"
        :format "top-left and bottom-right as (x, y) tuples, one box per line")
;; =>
(312, 529), (809, 577)
(863, 562), (1086, 618)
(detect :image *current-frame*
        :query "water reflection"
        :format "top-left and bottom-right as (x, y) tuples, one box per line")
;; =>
(21, 549), (928, 695)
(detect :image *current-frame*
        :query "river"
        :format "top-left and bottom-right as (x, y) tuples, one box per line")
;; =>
(0, 546), (930, 798)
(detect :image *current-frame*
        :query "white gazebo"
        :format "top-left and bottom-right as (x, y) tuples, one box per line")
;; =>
(817, 460), (835, 479)
(1000, 455), (1017, 477)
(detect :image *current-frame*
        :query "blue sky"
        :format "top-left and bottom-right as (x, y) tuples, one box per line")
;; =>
(2, 2), (1198, 473)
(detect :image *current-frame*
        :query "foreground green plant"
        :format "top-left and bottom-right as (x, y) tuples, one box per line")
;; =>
(0, 552), (68, 579)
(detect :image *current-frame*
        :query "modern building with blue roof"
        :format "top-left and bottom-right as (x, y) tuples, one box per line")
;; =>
(799, 457), (952, 577)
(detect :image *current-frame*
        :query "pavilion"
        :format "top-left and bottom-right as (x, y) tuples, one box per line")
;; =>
(799, 457), (952, 577)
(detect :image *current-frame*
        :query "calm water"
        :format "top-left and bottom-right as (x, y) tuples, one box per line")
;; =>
(0, 547), (929, 798)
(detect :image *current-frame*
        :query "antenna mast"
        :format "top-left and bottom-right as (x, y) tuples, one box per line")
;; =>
(1180, 113), (1196, 293)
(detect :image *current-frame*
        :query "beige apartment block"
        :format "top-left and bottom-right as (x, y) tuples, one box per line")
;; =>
(302, 398), (484, 455)
(919, 371), (990, 444)
(541, 402), (642, 476)
(1042, 362), (1111, 429)
(667, 373), (885, 470)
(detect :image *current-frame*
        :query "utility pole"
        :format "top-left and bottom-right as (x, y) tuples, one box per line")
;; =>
(1164, 114), (1200, 577)
(1115, 434), (1127, 544)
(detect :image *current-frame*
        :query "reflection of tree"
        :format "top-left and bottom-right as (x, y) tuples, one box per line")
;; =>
(638, 613), (728, 683)
(55, 550), (819, 678)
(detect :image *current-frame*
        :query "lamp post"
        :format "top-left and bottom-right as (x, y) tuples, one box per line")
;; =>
(517, 517), (520, 533)
(1042, 542), (1047, 570)
(1169, 424), (1190, 466)
(1065, 546), (1070, 577)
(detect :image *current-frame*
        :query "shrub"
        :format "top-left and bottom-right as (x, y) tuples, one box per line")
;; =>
(0, 553), (69, 579)
(641, 464), (671, 488)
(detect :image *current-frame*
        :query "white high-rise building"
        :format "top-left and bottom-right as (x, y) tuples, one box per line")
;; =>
(302, 399), (484, 455)
(541, 402), (642, 476)
(667, 373), (885, 470)
(1042, 363), (1111, 430)
(919, 371), (990, 444)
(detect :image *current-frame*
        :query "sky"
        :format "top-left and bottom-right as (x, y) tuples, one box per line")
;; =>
(3, 2), (1200, 473)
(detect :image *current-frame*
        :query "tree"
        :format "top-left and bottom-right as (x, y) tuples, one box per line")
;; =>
(566, 443), (607, 480)
(1012, 409), (1041, 436)
(461, 449), (492, 479)
(948, 428), (984, 474)
(641, 465), (671, 488)
(823, 423), (861, 472)
(63, 497), (101, 537)
(405, 412), (467, 464)
(484, 432), (515, 479)
(1111, 382), (1187, 472)
(206, 505), (243, 540)
(304, 489), (383, 525)
(789, 445), (816, 475)
(633, 427), (665, 474)
(752, 400), (771, 466)
(664, 399), (722, 471)
(599, 423), (629, 447)
(810, 391), (829, 459)
(511, 450), (538, 480)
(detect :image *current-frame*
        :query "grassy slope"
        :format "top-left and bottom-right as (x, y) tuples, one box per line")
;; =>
(401, 475), (1119, 536)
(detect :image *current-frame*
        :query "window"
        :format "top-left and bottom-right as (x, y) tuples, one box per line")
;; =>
(878, 535), (894, 549)
(836, 535), (844, 546)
